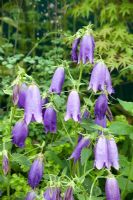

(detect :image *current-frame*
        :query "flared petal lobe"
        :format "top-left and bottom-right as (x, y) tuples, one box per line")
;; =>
(64, 90), (81, 122)
(24, 85), (42, 124)
(64, 187), (74, 200)
(94, 135), (109, 169)
(25, 191), (36, 200)
(12, 120), (28, 148)
(28, 156), (44, 189)
(95, 94), (108, 119)
(78, 34), (95, 64)
(18, 83), (27, 108)
(43, 107), (57, 133)
(71, 38), (80, 63)
(49, 67), (65, 95)
(2, 151), (9, 175)
(44, 187), (62, 200)
(105, 177), (121, 200)
(107, 138), (119, 170)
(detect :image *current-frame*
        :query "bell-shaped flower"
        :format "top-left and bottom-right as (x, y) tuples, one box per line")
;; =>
(70, 136), (90, 162)
(107, 138), (119, 170)
(49, 67), (65, 95)
(25, 191), (36, 200)
(12, 120), (28, 148)
(95, 116), (107, 128)
(71, 38), (80, 63)
(2, 150), (9, 175)
(43, 107), (57, 133)
(12, 84), (20, 105)
(24, 84), (42, 124)
(18, 83), (27, 108)
(44, 187), (62, 200)
(64, 187), (74, 200)
(64, 90), (81, 122)
(88, 62), (114, 94)
(105, 177), (120, 200)
(78, 34), (95, 64)
(28, 155), (44, 189)
(94, 135), (109, 169)
(95, 94), (108, 119)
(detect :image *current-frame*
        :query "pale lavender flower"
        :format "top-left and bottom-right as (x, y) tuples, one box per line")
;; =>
(107, 138), (119, 170)
(71, 38), (80, 63)
(28, 156), (44, 189)
(78, 34), (95, 64)
(44, 187), (62, 200)
(94, 135), (109, 169)
(64, 90), (81, 122)
(105, 177), (121, 200)
(49, 67), (65, 95)
(12, 84), (20, 105)
(12, 120), (28, 148)
(24, 84), (42, 124)
(18, 83), (27, 108)
(25, 191), (36, 200)
(64, 187), (74, 200)
(95, 94), (108, 119)
(70, 136), (90, 162)
(88, 62), (114, 94)
(43, 107), (57, 133)
(2, 150), (9, 175)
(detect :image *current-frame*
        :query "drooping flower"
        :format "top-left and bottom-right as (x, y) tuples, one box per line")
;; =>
(24, 84), (42, 124)
(44, 187), (62, 200)
(95, 94), (108, 119)
(71, 38), (80, 63)
(12, 120), (28, 148)
(94, 135), (109, 169)
(18, 83), (27, 108)
(64, 187), (74, 200)
(88, 62), (114, 94)
(12, 84), (20, 105)
(95, 116), (107, 128)
(28, 155), (44, 189)
(43, 107), (57, 133)
(49, 67), (65, 95)
(25, 191), (36, 200)
(105, 177), (121, 200)
(64, 90), (81, 122)
(70, 136), (90, 162)
(78, 34), (95, 64)
(2, 150), (9, 175)
(107, 138), (119, 170)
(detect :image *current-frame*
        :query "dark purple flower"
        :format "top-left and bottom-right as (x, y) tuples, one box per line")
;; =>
(94, 135), (109, 169)
(43, 107), (57, 133)
(18, 83), (27, 108)
(71, 38), (80, 63)
(82, 110), (90, 119)
(24, 84), (42, 124)
(107, 138), (119, 170)
(70, 136), (90, 162)
(88, 62), (114, 94)
(28, 155), (44, 189)
(105, 177), (120, 200)
(95, 116), (107, 128)
(49, 67), (65, 95)
(12, 84), (20, 105)
(2, 150), (9, 175)
(25, 191), (36, 200)
(64, 90), (81, 122)
(12, 120), (28, 148)
(44, 187), (62, 200)
(64, 187), (74, 200)
(78, 34), (95, 64)
(95, 94), (108, 120)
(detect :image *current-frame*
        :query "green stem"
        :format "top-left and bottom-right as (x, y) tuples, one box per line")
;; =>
(89, 176), (105, 199)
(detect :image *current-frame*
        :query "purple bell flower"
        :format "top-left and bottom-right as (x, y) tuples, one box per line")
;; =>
(24, 84), (42, 124)
(64, 90), (81, 122)
(2, 150), (9, 175)
(107, 138), (119, 170)
(25, 191), (36, 200)
(78, 34), (95, 64)
(64, 187), (74, 200)
(12, 120), (28, 148)
(18, 83), (27, 108)
(105, 177), (121, 200)
(88, 62), (114, 94)
(95, 116), (107, 128)
(49, 67), (65, 95)
(95, 94), (108, 119)
(94, 135), (109, 169)
(43, 107), (57, 133)
(70, 136), (90, 162)
(44, 187), (62, 200)
(28, 155), (44, 189)
(71, 38), (80, 63)
(12, 84), (20, 105)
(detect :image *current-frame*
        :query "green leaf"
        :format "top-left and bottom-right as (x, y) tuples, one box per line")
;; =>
(118, 98), (133, 116)
(109, 121), (133, 136)
(81, 148), (91, 166)
(11, 153), (31, 167)
(0, 17), (18, 29)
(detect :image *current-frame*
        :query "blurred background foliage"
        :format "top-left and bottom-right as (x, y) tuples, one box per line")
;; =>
(0, 0), (133, 199)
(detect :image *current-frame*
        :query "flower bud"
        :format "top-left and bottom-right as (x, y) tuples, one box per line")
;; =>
(25, 191), (36, 200)
(44, 187), (62, 200)
(2, 150), (9, 175)
(12, 84), (20, 105)
(43, 107), (57, 133)
(105, 177), (120, 200)
(64, 187), (74, 200)
(71, 38), (80, 63)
